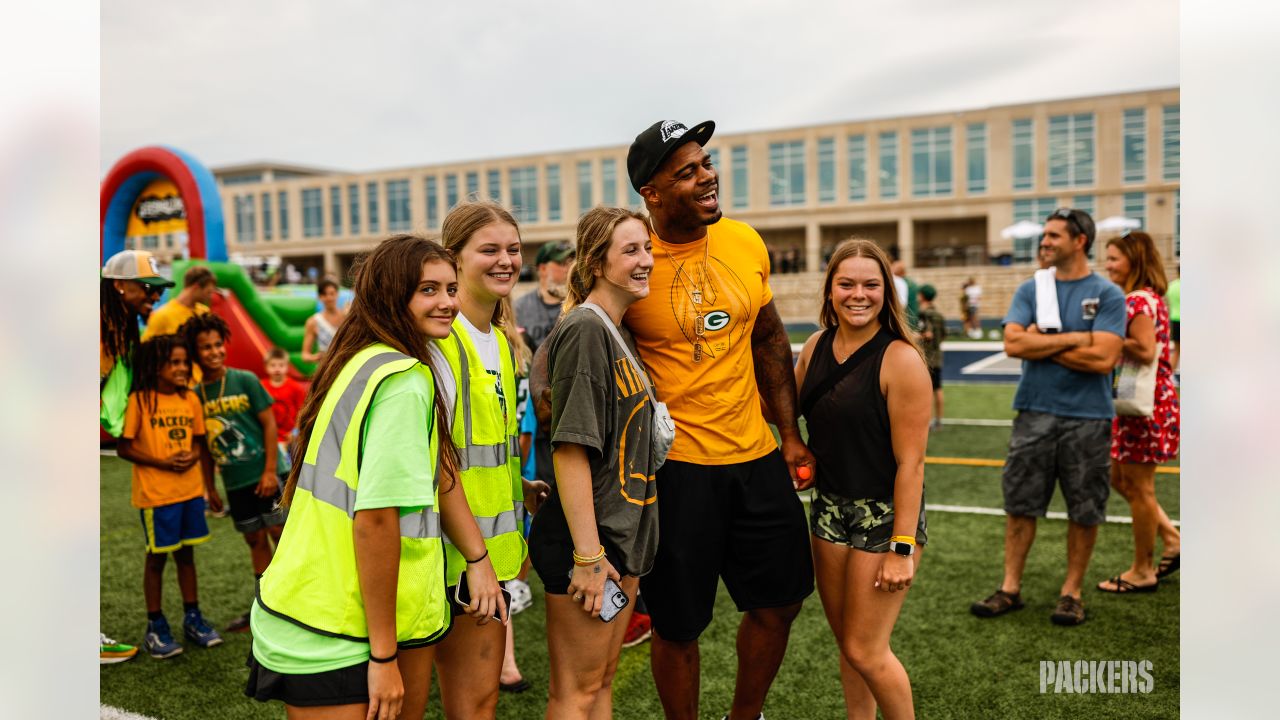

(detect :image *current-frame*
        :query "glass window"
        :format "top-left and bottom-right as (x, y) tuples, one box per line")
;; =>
(1162, 104), (1180, 180)
(446, 174), (458, 210)
(1124, 192), (1146, 230)
(707, 147), (720, 173)
(366, 182), (379, 233)
(426, 176), (439, 229)
(1123, 109), (1146, 184)
(847, 134), (866, 201)
(817, 137), (835, 203)
(347, 184), (360, 235)
(509, 166), (538, 223)
(547, 164), (561, 222)
(234, 195), (256, 243)
(911, 126), (953, 197)
(278, 191), (289, 239)
(1048, 113), (1095, 188)
(1012, 119), (1034, 191)
(487, 170), (501, 202)
(769, 140), (805, 206)
(466, 171), (479, 200)
(878, 132), (898, 199)
(966, 123), (987, 194)
(577, 160), (593, 213)
(1011, 197), (1058, 263)
(1175, 190), (1180, 258)
(330, 186), (342, 236)
(261, 192), (272, 241)
(627, 177), (642, 210)
(601, 159), (617, 206)
(302, 188), (323, 238)
(731, 145), (749, 209)
(386, 179), (410, 231)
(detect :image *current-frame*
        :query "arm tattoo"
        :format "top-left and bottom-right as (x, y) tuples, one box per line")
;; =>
(751, 301), (800, 433)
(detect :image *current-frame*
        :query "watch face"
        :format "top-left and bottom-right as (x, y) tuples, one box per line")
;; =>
(891, 541), (913, 556)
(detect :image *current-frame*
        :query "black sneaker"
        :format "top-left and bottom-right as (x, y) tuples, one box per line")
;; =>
(224, 612), (251, 633)
(1050, 595), (1086, 626)
(970, 589), (1025, 618)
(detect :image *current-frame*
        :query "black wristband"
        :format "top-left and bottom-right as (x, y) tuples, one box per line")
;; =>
(465, 549), (489, 564)
(369, 651), (397, 664)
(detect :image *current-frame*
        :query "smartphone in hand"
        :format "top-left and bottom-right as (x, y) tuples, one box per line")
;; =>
(454, 574), (512, 622)
(568, 570), (630, 623)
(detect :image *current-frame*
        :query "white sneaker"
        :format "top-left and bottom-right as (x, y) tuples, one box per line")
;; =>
(507, 578), (533, 615)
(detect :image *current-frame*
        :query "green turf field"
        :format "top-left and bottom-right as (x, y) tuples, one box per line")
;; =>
(101, 383), (1180, 719)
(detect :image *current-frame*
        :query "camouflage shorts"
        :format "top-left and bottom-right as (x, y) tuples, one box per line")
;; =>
(810, 490), (927, 552)
(1003, 411), (1111, 526)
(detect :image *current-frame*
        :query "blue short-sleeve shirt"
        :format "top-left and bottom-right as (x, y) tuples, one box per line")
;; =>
(1004, 272), (1126, 419)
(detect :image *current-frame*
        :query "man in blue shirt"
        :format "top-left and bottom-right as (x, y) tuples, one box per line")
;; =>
(971, 208), (1124, 626)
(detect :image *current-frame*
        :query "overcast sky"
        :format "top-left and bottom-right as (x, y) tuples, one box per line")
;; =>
(101, 0), (1178, 173)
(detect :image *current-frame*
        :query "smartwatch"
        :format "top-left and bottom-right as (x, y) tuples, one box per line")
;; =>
(889, 540), (915, 556)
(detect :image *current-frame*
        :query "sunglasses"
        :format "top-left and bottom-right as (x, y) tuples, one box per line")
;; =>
(135, 281), (165, 297)
(1048, 207), (1084, 237)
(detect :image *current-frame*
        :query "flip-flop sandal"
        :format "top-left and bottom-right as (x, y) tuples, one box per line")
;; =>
(1097, 575), (1158, 594)
(1157, 552), (1180, 579)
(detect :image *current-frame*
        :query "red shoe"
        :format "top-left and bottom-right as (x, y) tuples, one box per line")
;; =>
(622, 611), (652, 648)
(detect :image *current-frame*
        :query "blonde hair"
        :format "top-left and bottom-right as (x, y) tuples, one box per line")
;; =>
(440, 200), (530, 371)
(564, 207), (650, 312)
(819, 238), (923, 358)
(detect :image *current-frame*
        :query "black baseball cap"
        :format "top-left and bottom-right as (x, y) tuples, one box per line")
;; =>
(627, 119), (715, 193)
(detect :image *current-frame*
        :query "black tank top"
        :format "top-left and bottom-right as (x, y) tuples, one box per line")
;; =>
(799, 327), (897, 500)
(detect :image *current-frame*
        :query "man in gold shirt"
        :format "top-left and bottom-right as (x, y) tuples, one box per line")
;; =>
(624, 120), (816, 720)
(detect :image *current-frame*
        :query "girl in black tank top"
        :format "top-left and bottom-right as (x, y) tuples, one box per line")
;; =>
(795, 239), (933, 720)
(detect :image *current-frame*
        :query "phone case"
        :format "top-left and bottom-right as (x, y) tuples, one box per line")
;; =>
(598, 578), (629, 623)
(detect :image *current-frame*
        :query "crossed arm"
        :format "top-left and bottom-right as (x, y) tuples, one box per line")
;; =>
(1004, 322), (1123, 374)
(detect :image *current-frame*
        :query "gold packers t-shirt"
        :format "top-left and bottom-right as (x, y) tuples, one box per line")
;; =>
(624, 218), (776, 465)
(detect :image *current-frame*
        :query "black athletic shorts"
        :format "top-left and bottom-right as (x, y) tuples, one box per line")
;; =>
(445, 580), (509, 617)
(226, 485), (287, 534)
(638, 450), (814, 642)
(244, 652), (368, 707)
(928, 367), (943, 390)
(529, 524), (627, 595)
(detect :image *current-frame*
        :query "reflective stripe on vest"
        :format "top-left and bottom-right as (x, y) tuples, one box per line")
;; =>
(450, 327), (520, 470)
(257, 344), (450, 645)
(296, 351), (441, 539)
(442, 500), (522, 546)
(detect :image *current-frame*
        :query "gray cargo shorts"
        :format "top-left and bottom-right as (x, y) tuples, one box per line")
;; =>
(1002, 411), (1111, 526)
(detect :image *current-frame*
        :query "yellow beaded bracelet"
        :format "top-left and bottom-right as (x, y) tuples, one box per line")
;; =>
(572, 545), (606, 566)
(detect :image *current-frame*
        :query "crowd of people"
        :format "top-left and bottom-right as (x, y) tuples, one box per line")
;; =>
(99, 118), (1179, 719)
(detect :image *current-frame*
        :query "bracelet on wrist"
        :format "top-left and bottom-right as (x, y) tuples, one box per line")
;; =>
(572, 545), (606, 566)
(890, 535), (917, 546)
(369, 651), (398, 664)
(465, 549), (489, 564)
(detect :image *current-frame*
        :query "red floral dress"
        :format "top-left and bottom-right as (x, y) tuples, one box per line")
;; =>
(1111, 288), (1180, 464)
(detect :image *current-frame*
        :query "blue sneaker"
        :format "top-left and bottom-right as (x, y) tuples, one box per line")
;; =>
(182, 609), (223, 648)
(144, 617), (183, 659)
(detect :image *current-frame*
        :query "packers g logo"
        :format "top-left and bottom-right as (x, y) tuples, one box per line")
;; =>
(703, 311), (730, 332)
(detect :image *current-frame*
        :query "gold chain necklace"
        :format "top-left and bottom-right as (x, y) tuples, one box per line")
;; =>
(663, 238), (711, 363)
(198, 372), (227, 410)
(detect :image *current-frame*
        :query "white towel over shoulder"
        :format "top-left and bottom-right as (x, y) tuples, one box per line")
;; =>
(1033, 267), (1062, 332)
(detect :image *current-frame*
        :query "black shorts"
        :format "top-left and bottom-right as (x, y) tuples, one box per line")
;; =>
(226, 485), (287, 534)
(1170, 320), (1180, 344)
(244, 652), (368, 707)
(445, 580), (509, 617)
(529, 521), (627, 595)
(638, 450), (814, 642)
(928, 367), (943, 390)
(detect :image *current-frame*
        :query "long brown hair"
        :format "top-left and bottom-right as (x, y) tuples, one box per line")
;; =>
(819, 238), (923, 358)
(440, 200), (531, 372)
(564, 207), (649, 312)
(100, 279), (141, 370)
(1106, 231), (1168, 295)
(283, 234), (460, 506)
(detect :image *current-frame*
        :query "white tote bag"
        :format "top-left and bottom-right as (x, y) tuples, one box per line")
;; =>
(1113, 290), (1161, 417)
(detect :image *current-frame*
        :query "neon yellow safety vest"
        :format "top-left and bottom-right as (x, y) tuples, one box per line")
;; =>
(257, 344), (450, 646)
(436, 320), (525, 585)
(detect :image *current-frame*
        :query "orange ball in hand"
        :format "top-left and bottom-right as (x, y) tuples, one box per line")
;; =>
(796, 466), (812, 481)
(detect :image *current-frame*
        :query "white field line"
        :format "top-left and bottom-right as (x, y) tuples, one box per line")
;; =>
(101, 448), (118, 457)
(790, 340), (1005, 354)
(960, 351), (1022, 376)
(101, 706), (161, 720)
(942, 417), (1014, 427)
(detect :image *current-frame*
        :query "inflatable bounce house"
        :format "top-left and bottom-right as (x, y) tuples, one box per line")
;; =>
(101, 146), (318, 381)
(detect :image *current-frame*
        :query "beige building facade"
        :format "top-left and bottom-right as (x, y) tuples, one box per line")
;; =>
(214, 87), (1180, 323)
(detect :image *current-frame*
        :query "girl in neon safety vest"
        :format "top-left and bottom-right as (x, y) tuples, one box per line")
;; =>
(434, 201), (550, 718)
(245, 235), (506, 720)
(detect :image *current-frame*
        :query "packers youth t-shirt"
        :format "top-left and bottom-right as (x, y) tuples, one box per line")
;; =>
(624, 217), (777, 465)
(199, 368), (273, 491)
(122, 389), (206, 508)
